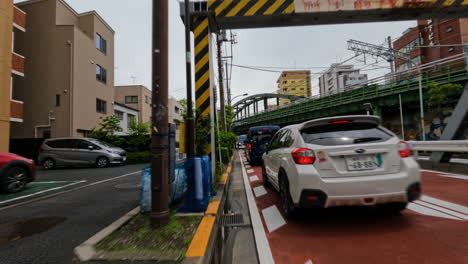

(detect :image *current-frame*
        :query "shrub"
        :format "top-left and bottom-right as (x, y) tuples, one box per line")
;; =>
(127, 152), (151, 164)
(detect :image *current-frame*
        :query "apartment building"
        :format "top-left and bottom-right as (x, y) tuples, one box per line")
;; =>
(319, 64), (368, 96)
(114, 85), (152, 123)
(0, 1), (26, 151)
(113, 103), (139, 136)
(11, 0), (114, 138)
(393, 19), (468, 72)
(277, 70), (311, 105)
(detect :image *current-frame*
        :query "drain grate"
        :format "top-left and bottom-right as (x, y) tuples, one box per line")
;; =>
(220, 213), (245, 227)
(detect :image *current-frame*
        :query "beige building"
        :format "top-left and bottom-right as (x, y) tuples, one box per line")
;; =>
(114, 85), (152, 123)
(0, 1), (26, 151)
(277, 70), (311, 105)
(11, 0), (114, 138)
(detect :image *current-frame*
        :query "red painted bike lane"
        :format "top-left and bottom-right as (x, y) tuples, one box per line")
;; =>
(239, 151), (468, 264)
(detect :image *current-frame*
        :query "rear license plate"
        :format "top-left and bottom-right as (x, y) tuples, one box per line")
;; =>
(345, 155), (377, 171)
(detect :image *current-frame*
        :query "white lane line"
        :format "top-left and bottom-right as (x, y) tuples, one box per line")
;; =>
(262, 205), (287, 233)
(250, 176), (259, 182)
(245, 165), (251, 168)
(247, 169), (255, 173)
(422, 169), (468, 178)
(407, 203), (461, 220)
(414, 200), (468, 220)
(421, 195), (468, 215)
(305, 260), (314, 264)
(439, 174), (468, 180)
(0, 170), (141, 211)
(253, 186), (268, 197)
(238, 152), (275, 264)
(33, 181), (75, 184)
(0, 181), (87, 205)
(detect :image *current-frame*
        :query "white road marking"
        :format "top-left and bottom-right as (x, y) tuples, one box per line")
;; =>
(262, 205), (287, 233)
(245, 165), (251, 168)
(250, 176), (259, 182)
(305, 260), (314, 264)
(407, 203), (461, 220)
(422, 169), (468, 178)
(33, 181), (76, 184)
(0, 181), (87, 205)
(421, 195), (468, 215)
(247, 169), (255, 173)
(439, 174), (468, 180)
(253, 186), (267, 197)
(239, 152), (275, 264)
(414, 200), (468, 220)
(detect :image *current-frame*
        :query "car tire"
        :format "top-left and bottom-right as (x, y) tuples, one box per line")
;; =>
(381, 202), (408, 214)
(96, 157), (109, 168)
(262, 165), (270, 188)
(42, 158), (55, 170)
(0, 166), (29, 194)
(279, 172), (297, 219)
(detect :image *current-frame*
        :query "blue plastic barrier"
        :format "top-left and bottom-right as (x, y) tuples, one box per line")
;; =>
(140, 167), (152, 213)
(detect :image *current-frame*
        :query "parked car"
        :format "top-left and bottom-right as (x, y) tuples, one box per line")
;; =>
(236, 135), (247, 149)
(262, 115), (421, 218)
(0, 152), (37, 193)
(246, 126), (280, 165)
(38, 138), (127, 169)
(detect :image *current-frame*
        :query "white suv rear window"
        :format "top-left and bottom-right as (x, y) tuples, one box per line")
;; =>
(301, 123), (392, 146)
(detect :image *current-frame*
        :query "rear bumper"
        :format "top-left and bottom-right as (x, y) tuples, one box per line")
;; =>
(297, 182), (421, 208)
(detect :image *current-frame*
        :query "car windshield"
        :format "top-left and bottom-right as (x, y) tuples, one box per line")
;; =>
(252, 134), (272, 145)
(88, 139), (116, 148)
(301, 122), (392, 146)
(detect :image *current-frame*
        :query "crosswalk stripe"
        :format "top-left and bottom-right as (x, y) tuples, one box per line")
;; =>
(262, 205), (287, 233)
(421, 195), (468, 215)
(407, 203), (461, 220)
(414, 200), (468, 220)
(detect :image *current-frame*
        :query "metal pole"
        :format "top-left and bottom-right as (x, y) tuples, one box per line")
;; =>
(150, 0), (169, 227)
(399, 94), (405, 140)
(418, 72), (426, 141)
(184, 0), (195, 159)
(216, 32), (226, 131)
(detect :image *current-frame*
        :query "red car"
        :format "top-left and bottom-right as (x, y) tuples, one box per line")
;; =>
(0, 152), (37, 194)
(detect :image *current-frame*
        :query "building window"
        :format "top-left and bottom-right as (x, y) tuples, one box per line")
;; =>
(96, 99), (107, 114)
(448, 47), (455, 53)
(446, 26), (453, 33)
(55, 94), (61, 107)
(300, 88), (305, 90)
(291, 88), (296, 91)
(145, 95), (149, 104)
(114, 110), (124, 120)
(128, 114), (136, 123)
(175, 107), (180, 114)
(125, 96), (138, 104)
(283, 81), (287, 84)
(96, 65), (107, 84)
(96, 33), (107, 54)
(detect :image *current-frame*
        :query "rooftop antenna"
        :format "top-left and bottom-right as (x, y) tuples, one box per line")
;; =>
(131, 75), (137, 84)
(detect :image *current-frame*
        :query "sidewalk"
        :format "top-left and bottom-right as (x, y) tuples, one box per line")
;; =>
(222, 151), (259, 264)
(416, 156), (468, 175)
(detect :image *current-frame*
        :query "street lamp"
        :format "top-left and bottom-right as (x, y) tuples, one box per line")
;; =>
(230, 93), (248, 106)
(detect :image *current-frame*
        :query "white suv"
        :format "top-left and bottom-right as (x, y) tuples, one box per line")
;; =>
(262, 115), (421, 218)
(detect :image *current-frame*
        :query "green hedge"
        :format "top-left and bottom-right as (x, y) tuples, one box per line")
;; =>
(127, 152), (151, 164)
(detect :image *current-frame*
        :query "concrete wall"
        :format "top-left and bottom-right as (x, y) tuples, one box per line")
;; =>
(0, 0), (13, 151)
(12, 0), (114, 138)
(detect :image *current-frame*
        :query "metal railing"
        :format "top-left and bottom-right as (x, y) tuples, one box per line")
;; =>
(409, 140), (468, 158)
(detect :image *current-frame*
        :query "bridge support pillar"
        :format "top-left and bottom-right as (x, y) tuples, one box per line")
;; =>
(264, 98), (268, 110)
(277, 98), (280, 106)
(430, 82), (468, 163)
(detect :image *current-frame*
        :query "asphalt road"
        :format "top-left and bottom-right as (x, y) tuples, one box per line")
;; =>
(238, 150), (468, 264)
(0, 164), (147, 264)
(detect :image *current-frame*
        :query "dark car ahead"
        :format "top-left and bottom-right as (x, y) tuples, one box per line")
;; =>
(0, 152), (37, 194)
(246, 126), (280, 165)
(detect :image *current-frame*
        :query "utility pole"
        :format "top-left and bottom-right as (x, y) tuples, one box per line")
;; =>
(184, 0), (195, 158)
(150, 0), (169, 227)
(216, 32), (226, 131)
(387, 36), (395, 73)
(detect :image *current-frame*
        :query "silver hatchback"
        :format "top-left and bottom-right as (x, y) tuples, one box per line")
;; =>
(38, 138), (127, 169)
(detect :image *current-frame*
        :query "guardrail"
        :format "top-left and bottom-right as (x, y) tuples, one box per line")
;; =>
(408, 140), (468, 158)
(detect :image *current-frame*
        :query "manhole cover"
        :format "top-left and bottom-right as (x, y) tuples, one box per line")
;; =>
(114, 183), (141, 190)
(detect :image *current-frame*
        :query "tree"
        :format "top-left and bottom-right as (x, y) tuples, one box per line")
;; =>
(89, 116), (122, 140)
(128, 118), (150, 136)
(225, 105), (234, 130)
(428, 82), (464, 112)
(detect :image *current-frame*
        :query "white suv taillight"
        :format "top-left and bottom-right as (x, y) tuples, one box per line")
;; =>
(399, 141), (412, 158)
(292, 148), (315, 164)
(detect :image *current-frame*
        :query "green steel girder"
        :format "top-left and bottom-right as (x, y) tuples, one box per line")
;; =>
(233, 64), (468, 134)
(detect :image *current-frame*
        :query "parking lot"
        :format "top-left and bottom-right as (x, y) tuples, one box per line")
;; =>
(238, 150), (468, 264)
(0, 164), (147, 264)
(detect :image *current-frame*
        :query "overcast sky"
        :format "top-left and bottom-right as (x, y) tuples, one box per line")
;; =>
(17, 0), (417, 102)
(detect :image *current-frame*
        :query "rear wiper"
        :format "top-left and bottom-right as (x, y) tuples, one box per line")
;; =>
(353, 137), (382, 144)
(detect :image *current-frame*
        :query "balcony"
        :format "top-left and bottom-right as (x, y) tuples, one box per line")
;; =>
(12, 52), (25, 76)
(13, 6), (26, 32)
(10, 100), (24, 122)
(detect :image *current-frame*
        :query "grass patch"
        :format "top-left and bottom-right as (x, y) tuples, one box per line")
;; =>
(96, 214), (201, 259)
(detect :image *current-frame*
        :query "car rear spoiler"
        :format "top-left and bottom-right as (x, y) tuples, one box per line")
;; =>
(300, 115), (381, 131)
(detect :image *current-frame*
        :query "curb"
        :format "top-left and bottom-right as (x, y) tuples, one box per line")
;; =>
(74, 206), (141, 261)
(182, 157), (234, 264)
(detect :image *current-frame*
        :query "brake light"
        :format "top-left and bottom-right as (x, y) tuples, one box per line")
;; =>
(292, 148), (315, 164)
(399, 141), (412, 158)
(331, 120), (351, 124)
(248, 144), (252, 150)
